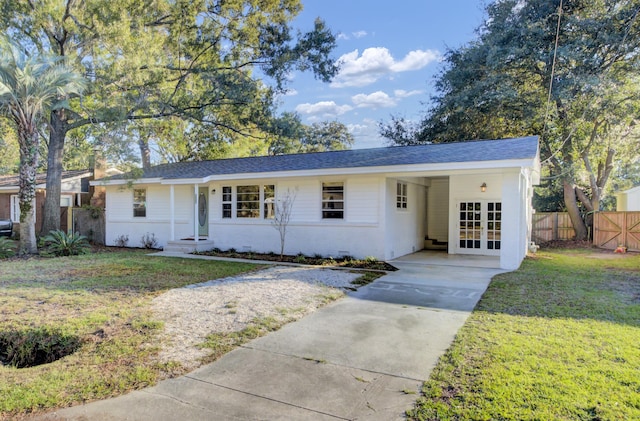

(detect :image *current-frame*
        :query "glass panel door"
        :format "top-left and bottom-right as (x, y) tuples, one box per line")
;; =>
(459, 201), (482, 250)
(198, 187), (209, 237)
(458, 201), (502, 254)
(486, 202), (501, 250)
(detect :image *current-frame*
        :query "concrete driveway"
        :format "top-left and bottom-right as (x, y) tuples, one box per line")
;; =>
(39, 253), (504, 421)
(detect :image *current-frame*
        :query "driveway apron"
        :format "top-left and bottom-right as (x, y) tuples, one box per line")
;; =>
(39, 259), (504, 421)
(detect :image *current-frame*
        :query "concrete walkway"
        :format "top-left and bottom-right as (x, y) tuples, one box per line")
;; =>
(39, 255), (504, 421)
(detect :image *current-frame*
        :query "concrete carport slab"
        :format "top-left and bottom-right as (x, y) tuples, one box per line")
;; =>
(38, 255), (505, 421)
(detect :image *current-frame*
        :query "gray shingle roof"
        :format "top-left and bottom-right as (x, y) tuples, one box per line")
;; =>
(108, 136), (538, 181)
(0, 169), (92, 188)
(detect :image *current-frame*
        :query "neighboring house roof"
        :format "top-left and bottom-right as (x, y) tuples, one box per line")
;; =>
(0, 169), (93, 191)
(99, 136), (539, 184)
(617, 185), (640, 195)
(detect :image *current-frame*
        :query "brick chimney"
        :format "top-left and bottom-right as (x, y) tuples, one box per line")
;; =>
(90, 148), (107, 208)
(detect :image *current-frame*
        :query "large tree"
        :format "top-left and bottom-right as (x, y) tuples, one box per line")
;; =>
(0, 37), (85, 254)
(0, 0), (338, 234)
(382, 0), (640, 239)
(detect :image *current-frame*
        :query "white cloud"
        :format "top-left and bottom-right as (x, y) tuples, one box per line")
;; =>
(390, 50), (439, 72)
(284, 89), (298, 96)
(331, 47), (441, 88)
(394, 89), (424, 98)
(352, 91), (397, 109)
(295, 101), (353, 117)
(337, 32), (349, 40)
(352, 30), (368, 39)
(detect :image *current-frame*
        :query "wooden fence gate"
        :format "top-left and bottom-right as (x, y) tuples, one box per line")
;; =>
(593, 211), (640, 252)
(532, 212), (576, 243)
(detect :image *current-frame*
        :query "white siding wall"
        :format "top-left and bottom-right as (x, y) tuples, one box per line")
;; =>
(617, 188), (640, 211)
(104, 184), (195, 247)
(206, 175), (385, 259)
(384, 178), (426, 260)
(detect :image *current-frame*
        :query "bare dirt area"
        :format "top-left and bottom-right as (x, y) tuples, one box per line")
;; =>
(151, 266), (361, 372)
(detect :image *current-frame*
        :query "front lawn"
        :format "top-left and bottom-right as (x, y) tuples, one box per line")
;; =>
(409, 249), (640, 420)
(0, 251), (260, 419)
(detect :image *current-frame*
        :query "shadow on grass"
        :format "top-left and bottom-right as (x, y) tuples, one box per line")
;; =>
(476, 250), (640, 326)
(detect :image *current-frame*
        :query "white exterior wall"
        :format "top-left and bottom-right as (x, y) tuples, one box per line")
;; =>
(500, 170), (527, 270)
(448, 171), (530, 269)
(384, 178), (426, 260)
(207, 175), (386, 259)
(616, 187), (640, 211)
(427, 178), (449, 242)
(104, 184), (195, 248)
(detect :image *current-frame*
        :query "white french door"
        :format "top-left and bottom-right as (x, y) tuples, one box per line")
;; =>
(457, 201), (501, 255)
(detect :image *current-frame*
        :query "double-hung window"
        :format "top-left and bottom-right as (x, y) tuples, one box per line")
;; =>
(263, 185), (275, 219)
(322, 182), (344, 219)
(397, 182), (408, 209)
(133, 189), (146, 217)
(222, 186), (232, 218)
(230, 184), (276, 219)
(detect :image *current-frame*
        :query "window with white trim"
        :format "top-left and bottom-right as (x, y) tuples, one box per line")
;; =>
(133, 189), (146, 217)
(10, 195), (20, 223)
(222, 186), (232, 218)
(263, 185), (275, 219)
(322, 182), (344, 219)
(233, 184), (276, 219)
(396, 182), (408, 209)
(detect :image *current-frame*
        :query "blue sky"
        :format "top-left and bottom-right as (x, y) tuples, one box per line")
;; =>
(276, 1), (487, 148)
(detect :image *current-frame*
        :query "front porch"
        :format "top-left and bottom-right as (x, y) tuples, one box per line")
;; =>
(391, 249), (502, 269)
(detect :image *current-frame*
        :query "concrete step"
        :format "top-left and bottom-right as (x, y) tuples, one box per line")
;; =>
(424, 238), (448, 250)
(164, 239), (215, 253)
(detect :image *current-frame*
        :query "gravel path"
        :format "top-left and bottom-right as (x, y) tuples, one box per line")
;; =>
(151, 266), (361, 371)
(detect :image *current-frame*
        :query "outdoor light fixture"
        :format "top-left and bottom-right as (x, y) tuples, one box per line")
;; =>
(481, 182), (487, 193)
(211, 189), (216, 194)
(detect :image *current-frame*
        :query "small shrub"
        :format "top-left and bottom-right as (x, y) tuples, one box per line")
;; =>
(294, 253), (307, 263)
(140, 233), (158, 249)
(114, 234), (129, 247)
(341, 255), (354, 262)
(364, 256), (378, 263)
(41, 230), (90, 257)
(0, 237), (16, 258)
(313, 253), (324, 259)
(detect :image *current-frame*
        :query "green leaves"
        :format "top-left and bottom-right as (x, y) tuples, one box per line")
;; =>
(40, 230), (90, 257)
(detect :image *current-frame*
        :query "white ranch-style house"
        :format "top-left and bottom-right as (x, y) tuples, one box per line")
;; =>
(93, 136), (540, 270)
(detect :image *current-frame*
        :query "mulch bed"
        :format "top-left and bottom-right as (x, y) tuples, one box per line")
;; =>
(194, 249), (398, 271)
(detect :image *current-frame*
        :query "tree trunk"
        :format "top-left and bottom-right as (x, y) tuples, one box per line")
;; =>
(41, 110), (67, 235)
(563, 179), (588, 241)
(18, 130), (39, 254)
(139, 137), (151, 170)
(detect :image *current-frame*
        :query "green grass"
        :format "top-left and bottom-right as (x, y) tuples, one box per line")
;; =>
(408, 249), (640, 421)
(0, 250), (260, 419)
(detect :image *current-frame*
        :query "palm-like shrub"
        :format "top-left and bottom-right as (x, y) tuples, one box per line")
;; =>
(0, 237), (16, 258)
(40, 230), (90, 257)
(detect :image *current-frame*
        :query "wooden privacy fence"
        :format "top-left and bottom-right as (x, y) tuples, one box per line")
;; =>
(72, 207), (106, 245)
(532, 212), (576, 243)
(593, 211), (640, 252)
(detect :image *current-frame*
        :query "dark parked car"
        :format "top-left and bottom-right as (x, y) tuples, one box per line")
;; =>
(0, 219), (13, 237)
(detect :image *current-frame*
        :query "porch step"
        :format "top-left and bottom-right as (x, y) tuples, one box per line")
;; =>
(424, 238), (448, 250)
(163, 239), (215, 253)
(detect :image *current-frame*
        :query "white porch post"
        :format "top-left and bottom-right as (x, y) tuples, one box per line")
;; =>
(194, 184), (199, 243)
(169, 185), (175, 241)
